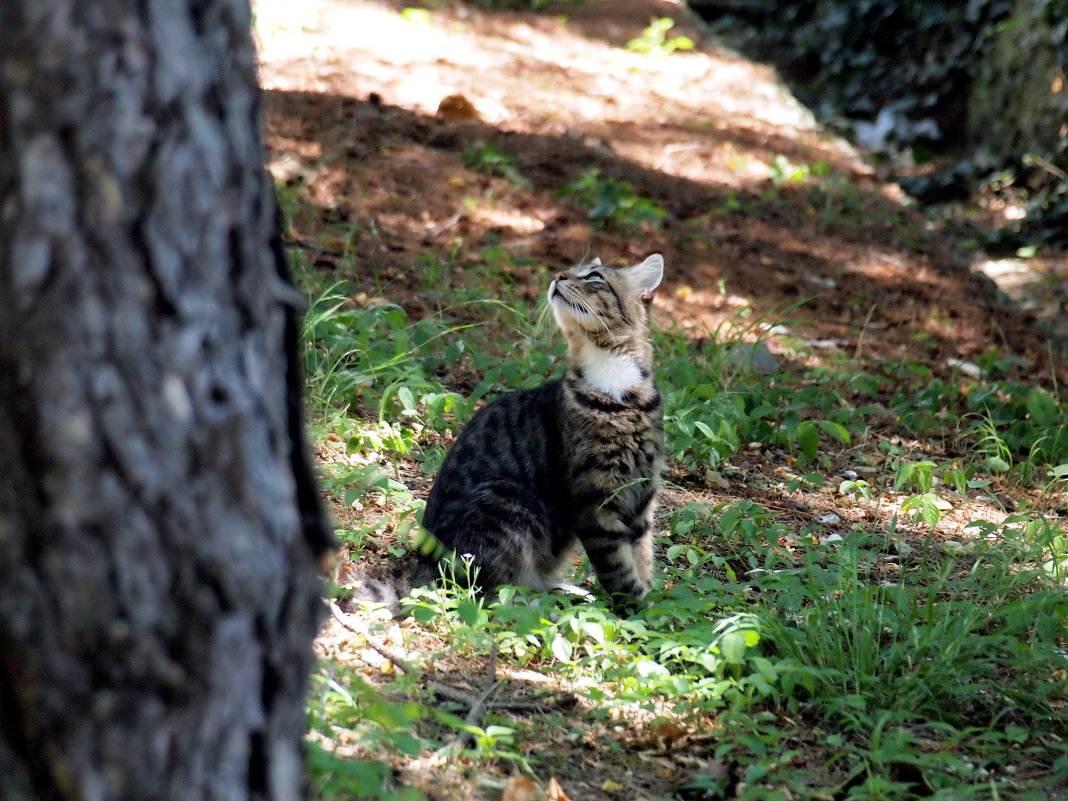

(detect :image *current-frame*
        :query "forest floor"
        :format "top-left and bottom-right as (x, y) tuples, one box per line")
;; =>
(255, 0), (1068, 799)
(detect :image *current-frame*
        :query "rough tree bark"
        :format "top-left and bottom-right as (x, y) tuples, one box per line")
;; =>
(0, 3), (330, 801)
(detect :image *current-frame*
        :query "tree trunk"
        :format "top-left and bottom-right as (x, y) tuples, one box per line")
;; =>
(0, 3), (329, 801)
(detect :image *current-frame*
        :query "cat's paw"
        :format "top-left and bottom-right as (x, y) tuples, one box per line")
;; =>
(552, 582), (595, 601)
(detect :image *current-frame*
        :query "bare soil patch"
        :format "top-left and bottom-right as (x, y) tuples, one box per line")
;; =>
(258, 0), (1056, 376)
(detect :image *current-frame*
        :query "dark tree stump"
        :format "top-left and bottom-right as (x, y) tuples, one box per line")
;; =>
(0, 3), (329, 799)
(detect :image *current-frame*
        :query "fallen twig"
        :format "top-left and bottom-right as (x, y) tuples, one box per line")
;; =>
(330, 602), (419, 674)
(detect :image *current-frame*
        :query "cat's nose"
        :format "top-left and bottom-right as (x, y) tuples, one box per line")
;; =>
(554, 272), (568, 282)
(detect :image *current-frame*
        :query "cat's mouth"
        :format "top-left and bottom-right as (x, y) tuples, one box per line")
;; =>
(549, 285), (583, 314)
(548, 281), (572, 307)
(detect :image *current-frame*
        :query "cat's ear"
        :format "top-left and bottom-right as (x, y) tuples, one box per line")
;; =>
(632, 254), (664, 302)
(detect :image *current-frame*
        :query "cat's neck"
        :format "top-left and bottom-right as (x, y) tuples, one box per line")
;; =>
(570, 341), (652, 401)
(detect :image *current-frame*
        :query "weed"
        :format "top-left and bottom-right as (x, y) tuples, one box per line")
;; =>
(899, 491), (944, 530)
(462, 143), (528, 186)
(625, 17), (695, 56)
(307, 667), (426, 801)
(759, 536), (1067, 728)
(562, 168), (666, 230)
(839, 478), (873, 502)
(893, 459), (937, 493)
(293, 236), (1068, 799)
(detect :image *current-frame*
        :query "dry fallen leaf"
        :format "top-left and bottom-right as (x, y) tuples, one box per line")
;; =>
(501, 775), (538, 801)
(547, 777), (573, 801)
(651, 719), (689, 749)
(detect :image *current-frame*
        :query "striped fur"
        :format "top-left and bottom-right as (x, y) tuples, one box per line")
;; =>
(419, 254), (665, 607)
(352, 255), (665, 612)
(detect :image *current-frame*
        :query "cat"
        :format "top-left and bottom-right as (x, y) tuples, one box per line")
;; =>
(354, 254), (665, 612)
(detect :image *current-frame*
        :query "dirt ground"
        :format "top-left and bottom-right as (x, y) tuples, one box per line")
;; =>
(256, 0), (1061, 378)
(254, 0), (1067, 797)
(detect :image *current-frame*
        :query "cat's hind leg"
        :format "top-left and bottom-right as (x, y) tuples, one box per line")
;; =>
(425, 481), (570, 594)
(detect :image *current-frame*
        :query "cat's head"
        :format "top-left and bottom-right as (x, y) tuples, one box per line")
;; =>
(547, 254), (664, 350)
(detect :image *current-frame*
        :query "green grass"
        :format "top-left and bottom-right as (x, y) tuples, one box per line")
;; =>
(561, 168), (667, 231)
(294, 240), (1068, 801)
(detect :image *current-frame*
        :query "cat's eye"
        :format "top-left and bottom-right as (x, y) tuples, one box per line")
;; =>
(584, 272), (604, 282)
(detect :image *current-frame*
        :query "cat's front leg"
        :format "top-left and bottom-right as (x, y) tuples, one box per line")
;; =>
(579, 524), (652, 606)
(633, 527), (653, 588)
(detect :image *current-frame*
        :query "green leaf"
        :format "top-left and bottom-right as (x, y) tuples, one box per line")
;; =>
(815, 419), (851, 444)
(582, 621), (606, 644)
(457, 600), (482, 626)
(1048, 463), (1068, 480)
(397, 385), (417, 415)
(693, 420), (718, 440)
(698, 651), (722, 673)
(985, 455), (1011, 473)
(411, 605), (436, 623)
(718, 630), (748, 665)
(921, 503), (940, 528)
(1026, 387), (1059, 427)
(633, 659), (669, 678)
(550, 635), (573, 662)
(394, 733), (425, 757)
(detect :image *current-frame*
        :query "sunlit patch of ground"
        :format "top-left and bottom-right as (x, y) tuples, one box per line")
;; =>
(256, 0), (1068, 797)
(255, 0), (1053, 370)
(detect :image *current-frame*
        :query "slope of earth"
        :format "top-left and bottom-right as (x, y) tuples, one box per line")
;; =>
(256, 0), (1055, 373)
(254, 1), (1068, 799)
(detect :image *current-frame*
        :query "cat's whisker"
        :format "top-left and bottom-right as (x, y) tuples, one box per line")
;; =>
(357, 254), (666, 617)
(568, 291), (611, 334)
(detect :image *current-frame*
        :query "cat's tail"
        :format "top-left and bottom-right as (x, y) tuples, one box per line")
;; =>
(342, 527), (450, 616)
(343, 558), (438, 616)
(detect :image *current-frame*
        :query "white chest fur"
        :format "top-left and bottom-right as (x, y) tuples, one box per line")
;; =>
(579, 344), (645, 400)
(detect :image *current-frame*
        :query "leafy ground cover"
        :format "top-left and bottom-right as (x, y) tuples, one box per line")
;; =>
(255, 0), (1068, 798)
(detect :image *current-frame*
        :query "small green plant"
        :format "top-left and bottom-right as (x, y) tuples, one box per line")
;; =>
(399, 7), (431, 24)
(307, 742), (422, 801)
(882, 362), (1068, 486)
(893, 459), (937, 493)
(839, 478), (872, 502)
(625, 17), (695, 56)
(768, 153), (814, 184)
(900, 491), (943, 530)
(562, 168), (666, 230)
(307, 667), (427, 801)
(966, 409), (1014, 474)
(462, 143), (527, 185)
(794, 417), (851, 464)
(759, 536), (1067, 727)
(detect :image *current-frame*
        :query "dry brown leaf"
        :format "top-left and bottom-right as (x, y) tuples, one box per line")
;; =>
(501, 775), (538, 801)
(547, 777), (573, 801)
(651, 719), (689, 749)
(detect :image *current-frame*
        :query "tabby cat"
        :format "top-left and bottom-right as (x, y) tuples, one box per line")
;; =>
(359, 254), (665, 611)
